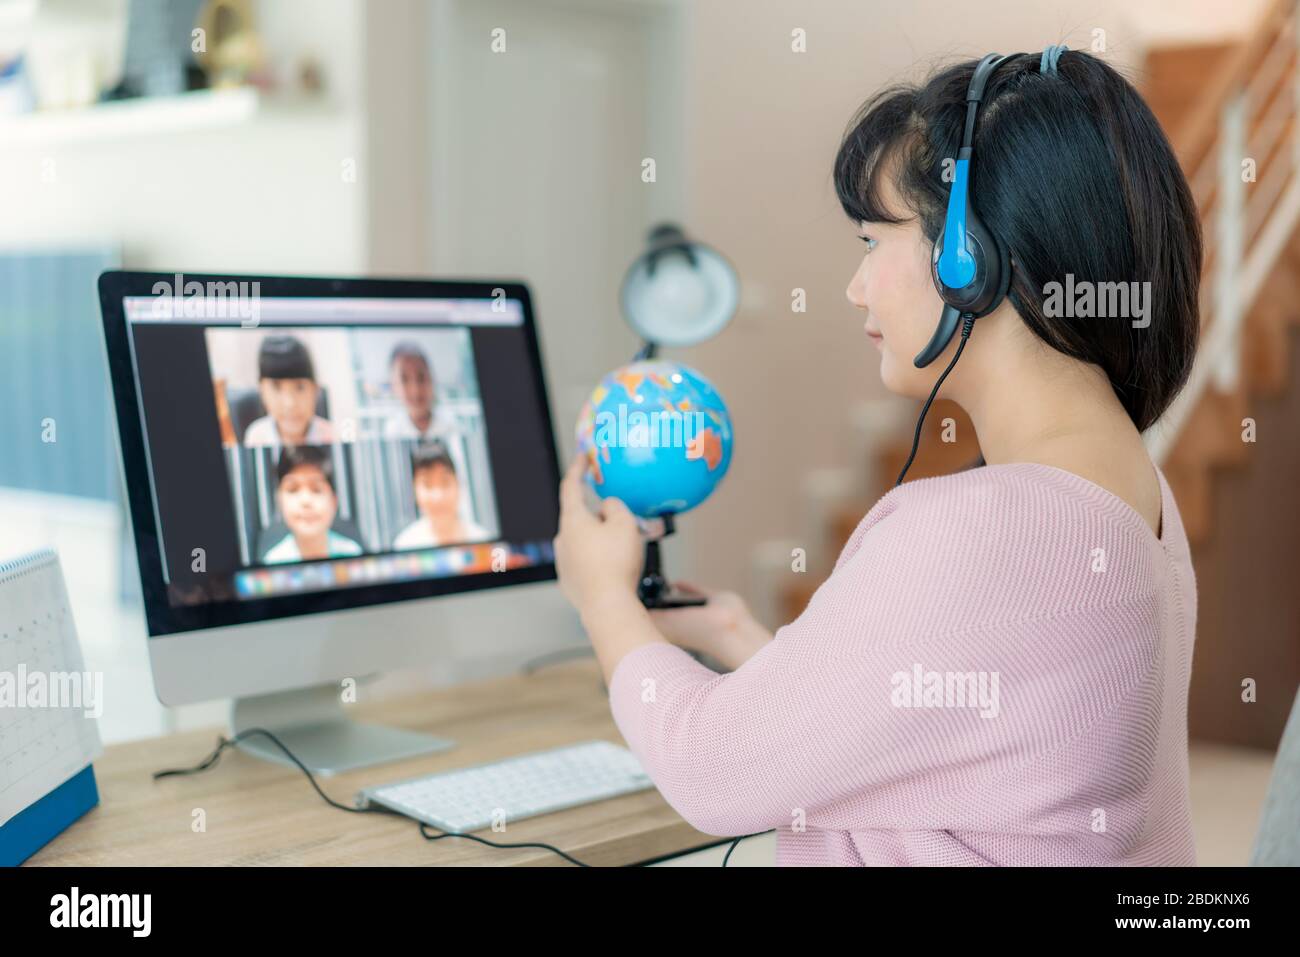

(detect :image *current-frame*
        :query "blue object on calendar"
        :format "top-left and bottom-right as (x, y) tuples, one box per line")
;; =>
(0, 765), (99, 866)
(0, 549), (104, 866)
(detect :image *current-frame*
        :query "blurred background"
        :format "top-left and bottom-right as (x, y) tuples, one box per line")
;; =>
(0, 0), (1295, 864)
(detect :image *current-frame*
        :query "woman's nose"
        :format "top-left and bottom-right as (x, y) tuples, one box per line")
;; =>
(845, 268), (868, 310)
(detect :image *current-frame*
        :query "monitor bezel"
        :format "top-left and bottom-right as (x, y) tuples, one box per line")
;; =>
(98, 270), (562, 638)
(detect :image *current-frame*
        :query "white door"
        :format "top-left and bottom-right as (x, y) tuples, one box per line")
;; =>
(428, 0), (687, 455)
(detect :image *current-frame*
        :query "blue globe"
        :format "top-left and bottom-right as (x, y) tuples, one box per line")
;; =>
(575, 360), (733, 518)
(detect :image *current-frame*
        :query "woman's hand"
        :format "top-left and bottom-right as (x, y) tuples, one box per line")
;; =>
(553, 454), (644, 624)
(649, 583), (773, 671)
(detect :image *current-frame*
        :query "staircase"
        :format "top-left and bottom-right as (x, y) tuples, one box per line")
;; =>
(1150, 0), (1300, 542)
(768, 3), (1300, 746)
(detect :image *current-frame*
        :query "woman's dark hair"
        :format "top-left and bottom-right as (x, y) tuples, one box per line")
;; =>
(276, 444), (336, 492)
(833, 51), (1201, 432)
(411, 439), (456, 477)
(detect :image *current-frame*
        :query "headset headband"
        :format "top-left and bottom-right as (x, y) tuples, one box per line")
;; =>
(934, 52), (1007, 293)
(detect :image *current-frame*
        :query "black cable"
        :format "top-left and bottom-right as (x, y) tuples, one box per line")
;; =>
(722, 836), (744, 866)
(894, 315), (977, 487)
(153, 727), (592, 866)
(721, 830), (774, 866)
(153, 728), (399, 816)
(418, 822), (590, 867)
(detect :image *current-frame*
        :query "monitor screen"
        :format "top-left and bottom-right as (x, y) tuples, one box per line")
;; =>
(100, 273), (561, 637)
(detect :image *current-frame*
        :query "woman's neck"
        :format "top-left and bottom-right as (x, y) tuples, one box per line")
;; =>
(953, 336), (1143, 468)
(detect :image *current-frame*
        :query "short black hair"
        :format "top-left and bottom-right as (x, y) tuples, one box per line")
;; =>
(259, 335), (316, 381)
(390, 341), (431, 372)
(411, 439), (456, 477)
(833, 50), (1200, 432)
(276, 445), (335, 492)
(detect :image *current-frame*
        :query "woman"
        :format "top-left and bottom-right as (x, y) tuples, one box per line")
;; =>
(554, 48), (1200, 866)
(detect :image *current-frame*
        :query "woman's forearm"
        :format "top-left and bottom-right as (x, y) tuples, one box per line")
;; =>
(580, 592), (669, 685)
(715, 621), (774, 671)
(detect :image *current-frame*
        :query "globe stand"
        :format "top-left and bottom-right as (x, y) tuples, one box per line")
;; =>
(638, 514), (707, 609)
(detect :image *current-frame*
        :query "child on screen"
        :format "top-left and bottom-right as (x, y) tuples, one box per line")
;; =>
(262, 446), (363, 564)
(244, 335), (337, 447)
(384, 340), (458, 442)
(393, 440), (491, 550)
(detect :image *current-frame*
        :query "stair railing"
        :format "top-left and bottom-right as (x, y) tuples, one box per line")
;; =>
(1147, 0), (1300, 462)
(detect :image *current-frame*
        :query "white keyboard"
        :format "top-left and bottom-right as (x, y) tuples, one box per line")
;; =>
(358, 740), (654, 833)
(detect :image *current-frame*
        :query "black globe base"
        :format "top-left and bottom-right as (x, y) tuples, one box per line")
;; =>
(637, 516), (706, 609)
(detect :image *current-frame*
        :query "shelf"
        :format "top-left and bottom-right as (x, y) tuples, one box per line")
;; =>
(0, 87), (327, 148)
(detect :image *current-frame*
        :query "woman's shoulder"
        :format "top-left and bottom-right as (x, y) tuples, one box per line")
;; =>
(857, 461), (1166, 545)
(829, 462), (1170, 616)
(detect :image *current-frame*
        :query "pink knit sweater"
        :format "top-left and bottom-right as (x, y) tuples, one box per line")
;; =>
(609, 462), (1197, 866)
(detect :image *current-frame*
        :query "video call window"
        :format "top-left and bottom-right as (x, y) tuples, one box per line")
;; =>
(206, 326), (500, 568)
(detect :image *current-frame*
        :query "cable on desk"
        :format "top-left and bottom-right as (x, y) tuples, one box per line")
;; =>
(418, 823), (589, 867)
(722, 831), (774, 866)
(153, 727), (592, 867)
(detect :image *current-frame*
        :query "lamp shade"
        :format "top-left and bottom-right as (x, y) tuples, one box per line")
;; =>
(620, 224), (738, 348)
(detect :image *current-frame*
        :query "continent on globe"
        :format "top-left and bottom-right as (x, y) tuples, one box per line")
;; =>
(575, 360), (733, 518)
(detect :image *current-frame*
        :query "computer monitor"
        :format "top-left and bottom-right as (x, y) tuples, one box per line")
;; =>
(99, 272), (562, 772)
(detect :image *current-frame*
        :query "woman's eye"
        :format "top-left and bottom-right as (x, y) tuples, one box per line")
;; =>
(858, 236), (877, 252)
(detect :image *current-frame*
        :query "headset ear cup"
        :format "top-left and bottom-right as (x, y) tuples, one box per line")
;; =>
(962, 215), (1000, 315)
(932, 222), (994, 313)
(931, 232), (977, 305)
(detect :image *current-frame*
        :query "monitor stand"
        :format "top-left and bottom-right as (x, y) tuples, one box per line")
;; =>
(230, 683), (454, 776)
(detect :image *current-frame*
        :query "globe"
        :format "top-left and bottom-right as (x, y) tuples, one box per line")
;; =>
(575, 360), (733, 518)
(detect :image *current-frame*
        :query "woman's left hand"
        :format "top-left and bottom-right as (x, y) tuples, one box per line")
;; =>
(554, 454), (644, 622)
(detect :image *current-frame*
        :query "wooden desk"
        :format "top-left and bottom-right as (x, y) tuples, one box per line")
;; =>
(27, 659), (718, 866)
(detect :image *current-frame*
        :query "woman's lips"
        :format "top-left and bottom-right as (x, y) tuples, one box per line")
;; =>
(865, 324), (883, 348)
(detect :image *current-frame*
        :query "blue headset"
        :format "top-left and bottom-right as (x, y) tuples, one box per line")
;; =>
(915, 46), (1068, 368)
(896, 46), (1067, 486)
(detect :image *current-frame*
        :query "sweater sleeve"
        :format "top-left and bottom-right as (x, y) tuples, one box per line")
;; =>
(607, 487), (1164, 837)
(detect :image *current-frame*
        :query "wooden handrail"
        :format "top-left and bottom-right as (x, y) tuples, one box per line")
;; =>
(1145, 0), (1300, 462)
(1172, 0), (1296, 175)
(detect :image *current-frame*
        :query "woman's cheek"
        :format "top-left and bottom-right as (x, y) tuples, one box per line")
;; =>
(879, 309), (935, 397)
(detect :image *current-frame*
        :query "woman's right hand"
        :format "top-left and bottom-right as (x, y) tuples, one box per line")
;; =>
(648, 583), (773, 671)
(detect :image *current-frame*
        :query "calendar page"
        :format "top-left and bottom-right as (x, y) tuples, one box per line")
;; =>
(0, 550), (103, 827)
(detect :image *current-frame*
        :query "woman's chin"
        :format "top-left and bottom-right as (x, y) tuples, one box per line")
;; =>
(878, 351), (905, 393)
